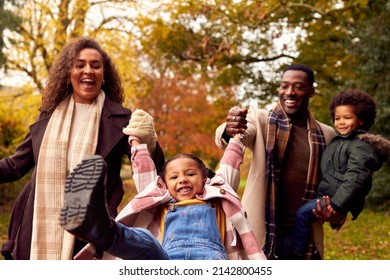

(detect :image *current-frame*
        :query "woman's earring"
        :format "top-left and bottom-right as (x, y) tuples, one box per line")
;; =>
(102, 79), (105, 85)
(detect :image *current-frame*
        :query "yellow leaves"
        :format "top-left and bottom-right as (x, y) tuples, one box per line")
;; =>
(3, 0), (140, 94)
(0, 85), (40, 155)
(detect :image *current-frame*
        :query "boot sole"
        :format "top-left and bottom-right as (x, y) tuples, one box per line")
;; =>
(59, 155), (105, 232)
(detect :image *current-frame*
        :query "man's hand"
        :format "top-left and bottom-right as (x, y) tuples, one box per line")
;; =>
(312, 196), (331, 221)
(312, 196), (345, 224)
(225, 107), (248, 137)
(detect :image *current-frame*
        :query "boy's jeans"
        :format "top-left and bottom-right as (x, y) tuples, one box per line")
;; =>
(292, 199), (318, 255)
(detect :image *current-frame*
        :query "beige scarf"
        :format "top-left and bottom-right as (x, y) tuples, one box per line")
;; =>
(30, 91), (105, 259)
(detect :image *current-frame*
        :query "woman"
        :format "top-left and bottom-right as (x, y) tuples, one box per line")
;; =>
(0, 37), (165, 260)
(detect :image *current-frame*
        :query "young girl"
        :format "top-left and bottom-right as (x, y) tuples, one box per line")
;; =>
(291, 89), (390, 258)
(60, 109), (266, 260)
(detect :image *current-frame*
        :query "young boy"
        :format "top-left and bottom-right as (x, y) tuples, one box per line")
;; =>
(292, 89), (390, 259)
(59, 109), (266, 260)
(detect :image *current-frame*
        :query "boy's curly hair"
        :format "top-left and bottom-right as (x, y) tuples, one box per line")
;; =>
(329, 89), (377, 131)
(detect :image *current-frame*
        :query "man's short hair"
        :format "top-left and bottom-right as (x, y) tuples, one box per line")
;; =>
(282, 64), (315, 87)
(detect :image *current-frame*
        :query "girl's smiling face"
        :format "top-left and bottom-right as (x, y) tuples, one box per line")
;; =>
(164, 157), (205, 202)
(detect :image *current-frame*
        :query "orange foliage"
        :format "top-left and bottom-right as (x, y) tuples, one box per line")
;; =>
(135, 74), (236, 170)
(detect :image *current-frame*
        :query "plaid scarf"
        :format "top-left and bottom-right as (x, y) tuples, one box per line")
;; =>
(264, 101), (326, 259)
(30, 92), (104, 259)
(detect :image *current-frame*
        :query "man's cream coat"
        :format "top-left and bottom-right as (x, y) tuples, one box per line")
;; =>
(215, 108), (335, 258)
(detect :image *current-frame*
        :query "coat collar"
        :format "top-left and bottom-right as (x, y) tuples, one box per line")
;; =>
(29, 97), (131, 159)
(96, 98), (130, 157)
(335, 129), (366, 139)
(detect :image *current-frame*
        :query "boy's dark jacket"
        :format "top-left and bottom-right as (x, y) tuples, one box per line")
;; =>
(317, 131), (390, 221)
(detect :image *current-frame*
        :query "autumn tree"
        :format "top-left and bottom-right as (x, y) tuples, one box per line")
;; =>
(133, 1), (388, 119)
(291, 0), (390, 211)
(0, 0), (145, 160)
(0, 0), (21, 68)
(134, 0), (390, 210)
(0, 0), (148, 205)
(1, 0), (389, 210)
(1, 0), (147, 100)
(0, 85), (40, 204)
(135, 0), (300, 108)
(134, 72), (237, 170)
(287, 0), (388, 125)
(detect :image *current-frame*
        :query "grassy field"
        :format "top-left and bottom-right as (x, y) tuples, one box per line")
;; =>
(1, 180), (389, 260)
(323, 209), (390, 260)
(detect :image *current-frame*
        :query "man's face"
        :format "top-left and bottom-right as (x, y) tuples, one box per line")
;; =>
(278, 70), (315, 116)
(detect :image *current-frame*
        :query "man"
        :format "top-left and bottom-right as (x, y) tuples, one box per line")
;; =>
(215, 64), (335, 259)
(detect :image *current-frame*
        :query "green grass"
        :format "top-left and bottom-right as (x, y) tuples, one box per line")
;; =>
(324, 209), (390, 260)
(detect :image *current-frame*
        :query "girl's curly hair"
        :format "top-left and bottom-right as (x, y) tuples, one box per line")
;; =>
(40, 37), (124, 113)
(329, 89), (377, 131)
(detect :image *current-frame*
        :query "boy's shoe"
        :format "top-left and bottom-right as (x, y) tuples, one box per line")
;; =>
(59, 155), (116, 252)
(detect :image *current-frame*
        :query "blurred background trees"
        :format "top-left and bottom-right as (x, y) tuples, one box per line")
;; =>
(0, 0), (389, 211)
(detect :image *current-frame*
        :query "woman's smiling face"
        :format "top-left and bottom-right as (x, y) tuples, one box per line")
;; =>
(70, 48), (104, 104)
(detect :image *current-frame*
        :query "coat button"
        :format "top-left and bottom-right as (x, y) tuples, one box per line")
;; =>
(219, 189), (226, 195)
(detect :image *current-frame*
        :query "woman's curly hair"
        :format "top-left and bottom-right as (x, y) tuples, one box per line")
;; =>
(329, 89), (377, 131)
(40, 37), (124, 113)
